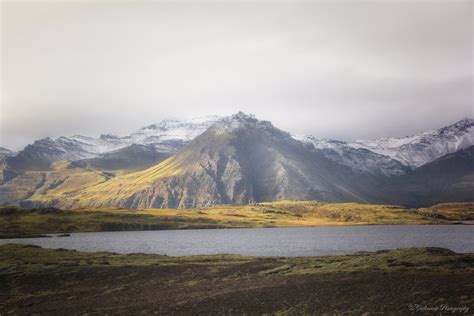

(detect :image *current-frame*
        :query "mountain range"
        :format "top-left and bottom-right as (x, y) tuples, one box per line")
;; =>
(1, 113), (473, 208)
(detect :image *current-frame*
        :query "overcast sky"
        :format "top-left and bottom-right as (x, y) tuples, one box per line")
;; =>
(1, 1), (473, 150)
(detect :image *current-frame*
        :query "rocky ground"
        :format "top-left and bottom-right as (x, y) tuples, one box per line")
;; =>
(1, 245), (473, 315)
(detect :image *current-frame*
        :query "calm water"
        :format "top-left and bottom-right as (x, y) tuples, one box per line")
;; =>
(1, 225), (473, 256)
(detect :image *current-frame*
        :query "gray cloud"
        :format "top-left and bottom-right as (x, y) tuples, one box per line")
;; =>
(1, 1), (472, 150)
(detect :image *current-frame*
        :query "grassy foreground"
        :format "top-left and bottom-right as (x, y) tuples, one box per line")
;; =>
(1, 201), (472, 235)
(0, 244), (473, 314)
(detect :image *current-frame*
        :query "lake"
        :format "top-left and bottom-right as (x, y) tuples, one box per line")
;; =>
(1, 225), (473, 256)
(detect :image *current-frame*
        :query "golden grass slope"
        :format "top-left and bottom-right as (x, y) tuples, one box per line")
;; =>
(55, 154), (189, 208)
(418, 202), (474, 221)
(3, 201), (463, 235)
(2, 150), (196, 208)
(0, 161), (128, 206)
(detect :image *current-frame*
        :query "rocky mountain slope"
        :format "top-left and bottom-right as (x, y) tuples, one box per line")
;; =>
(45, 113), (380, 209)
(2, 116), (221, 179)
(2, 113), (473, 208)
(69, 144), (171, 171)
(376, 145), (474, 206)
(298, 137), (409, 177)
(0, 147), (15, 182)
(297, 118), (474, 176)
(351, 118), (474, 168)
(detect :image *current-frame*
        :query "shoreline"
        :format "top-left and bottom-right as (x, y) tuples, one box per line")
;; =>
(0, 220), (470, 239)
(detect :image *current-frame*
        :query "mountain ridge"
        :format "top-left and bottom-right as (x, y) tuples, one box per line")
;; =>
(2, 113), (473, 208)
(3, 114), (473, 180)
(41, 113), (381, 209)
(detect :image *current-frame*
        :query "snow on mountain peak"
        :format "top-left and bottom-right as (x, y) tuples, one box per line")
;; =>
(12, 116), (225, 163)
(296, 135), (407, 176)
(350, 118), (474, 168)
(131, 115), (223, 149)
(8, 114), (473, 176)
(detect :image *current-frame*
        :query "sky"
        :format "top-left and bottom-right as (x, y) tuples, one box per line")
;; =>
(1, 0), (473, 151)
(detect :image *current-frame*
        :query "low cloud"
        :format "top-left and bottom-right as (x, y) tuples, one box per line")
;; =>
(1, 1), (472, 150)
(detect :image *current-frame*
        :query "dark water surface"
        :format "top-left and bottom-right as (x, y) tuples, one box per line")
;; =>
(1, 225), (472, 256)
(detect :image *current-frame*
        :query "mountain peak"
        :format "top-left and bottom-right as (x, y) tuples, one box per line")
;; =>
(211, 112), (291, 140)
(449, 118), (474, 131)
(100, 134), (121, 140)
(230, 111), (256, 121)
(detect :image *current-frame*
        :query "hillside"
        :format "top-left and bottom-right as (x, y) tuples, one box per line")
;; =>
(1, 114), (473, 209)
(2, 116), (221, 180)
(38, 113), (386, 209)
(377, 146), (474, 206)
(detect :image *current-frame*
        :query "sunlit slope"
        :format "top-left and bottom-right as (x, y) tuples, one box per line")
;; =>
(54, 131), (235, 209)
(1, 201), (454, 234)
(56, 153), (190, 209)
(0, 161), (122, 206)
(50, 114), (382, 209)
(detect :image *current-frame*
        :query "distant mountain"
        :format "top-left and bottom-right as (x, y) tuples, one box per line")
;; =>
(2, 113), (474, 208)
(2, 116), (221, 179)
(295, 118), (474, 175)
(51, 113), (379, 209)
(298, 137), (409, 177)
(377, 145), (474, 206)
(70, 144), (170, 171)
(350, 119), (474, 168)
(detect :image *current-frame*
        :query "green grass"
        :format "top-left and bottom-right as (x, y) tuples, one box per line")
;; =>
(0, 206), (247, 234)
(0, 244), (472, 277)
(262, 247), (474, 275)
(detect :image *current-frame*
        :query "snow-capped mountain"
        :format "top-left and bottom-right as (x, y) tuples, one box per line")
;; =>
(4, 116), (222, 173)
(296, 118), (474, 175)
(128, 115), (222, 153)
(350, 118), (474, 168)
(52, 112), (381, 209)
(3, 114), (473, 180)
(298, 136), (408, 177)
(3, 113), (474, 208)
(63, 115), (223, 157)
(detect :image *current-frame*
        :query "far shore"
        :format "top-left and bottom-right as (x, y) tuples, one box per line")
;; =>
(0, 201), (472, 235)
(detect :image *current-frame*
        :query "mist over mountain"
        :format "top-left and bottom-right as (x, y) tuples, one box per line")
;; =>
(1, 112), (473, 208)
